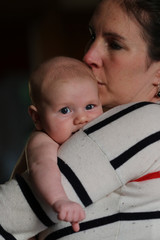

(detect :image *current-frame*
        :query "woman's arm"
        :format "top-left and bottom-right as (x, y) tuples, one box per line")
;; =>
(1, 102), (160, 239)
(56, 102), (160, 204)
(0, 176), (49, 240)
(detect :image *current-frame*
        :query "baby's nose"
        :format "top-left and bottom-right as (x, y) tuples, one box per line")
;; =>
(74, 113), (88, 125)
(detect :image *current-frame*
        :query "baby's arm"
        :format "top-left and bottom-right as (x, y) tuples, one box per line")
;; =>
(26, 131), (85, 232)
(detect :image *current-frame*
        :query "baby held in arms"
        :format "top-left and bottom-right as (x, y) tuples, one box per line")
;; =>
(26, 56), (103, 232)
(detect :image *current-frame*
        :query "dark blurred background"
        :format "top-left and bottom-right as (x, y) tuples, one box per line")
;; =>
(0, 0), (99, 183)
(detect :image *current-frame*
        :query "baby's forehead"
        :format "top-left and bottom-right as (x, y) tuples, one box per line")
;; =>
(40, 57), (96, 92)
(46, 65), (94, 84)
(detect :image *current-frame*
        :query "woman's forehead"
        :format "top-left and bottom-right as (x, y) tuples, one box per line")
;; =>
(90, 0), (143, 41)
(91, 1), (124, 26)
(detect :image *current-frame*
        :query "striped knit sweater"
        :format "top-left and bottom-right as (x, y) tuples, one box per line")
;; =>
(1, 101), (160, 240)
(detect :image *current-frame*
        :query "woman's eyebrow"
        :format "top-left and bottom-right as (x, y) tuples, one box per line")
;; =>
(88, 24), (126, 42)
(104, 32), (126, 41)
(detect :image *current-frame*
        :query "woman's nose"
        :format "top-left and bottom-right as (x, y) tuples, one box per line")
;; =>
(83, 41), (103, 69)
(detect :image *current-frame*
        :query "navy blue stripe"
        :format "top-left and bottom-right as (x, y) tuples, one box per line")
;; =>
(58, 158), (93, 207)
(0, 225), (17, 240)
(84, 102), (153, 135)
(110, 131), (160, 169)
(45, 211), (160, 240)
(15, 174), (54, 227)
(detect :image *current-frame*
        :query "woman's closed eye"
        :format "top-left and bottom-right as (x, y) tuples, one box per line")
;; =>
(107, 39), (123, 50)
(59, 107), (71, 114)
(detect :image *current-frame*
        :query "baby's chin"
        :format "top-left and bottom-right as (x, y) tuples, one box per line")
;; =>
(72, 130), (79, 135)
(60, 133), (77, 144)
(59, 129), (81, 144)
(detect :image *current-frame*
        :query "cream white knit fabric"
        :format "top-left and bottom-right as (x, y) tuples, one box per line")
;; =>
(1, 102), (160, 240)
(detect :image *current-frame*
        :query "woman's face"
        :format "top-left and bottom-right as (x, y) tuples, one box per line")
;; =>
(83, 0), (160, 109)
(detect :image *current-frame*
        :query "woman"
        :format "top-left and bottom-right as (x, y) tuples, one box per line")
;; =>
(1, 0), (160, 239)
(84, 0), (160, 108)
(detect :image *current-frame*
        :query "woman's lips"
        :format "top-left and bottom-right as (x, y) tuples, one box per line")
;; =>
(97, 81), (106, 86)
(95, 76), (106, 86)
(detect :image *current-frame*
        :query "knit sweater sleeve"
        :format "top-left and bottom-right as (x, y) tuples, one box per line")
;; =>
(1, 102), (160, 240)
(57, 102), (160, 206)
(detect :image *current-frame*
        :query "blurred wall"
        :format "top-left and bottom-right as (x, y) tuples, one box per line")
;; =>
(0, 0), (99, 183)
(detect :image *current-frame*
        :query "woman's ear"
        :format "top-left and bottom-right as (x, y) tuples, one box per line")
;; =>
(153, 70), (160, 88)
(155, 70), (160, 81)
(28, 105), (43, 130)
(152, 69), (160, 101)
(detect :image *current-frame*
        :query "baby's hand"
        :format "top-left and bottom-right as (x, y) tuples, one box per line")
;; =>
(52, 199), (85, 232)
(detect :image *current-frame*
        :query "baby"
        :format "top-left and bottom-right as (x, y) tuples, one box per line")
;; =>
(26, 56), (103, 232)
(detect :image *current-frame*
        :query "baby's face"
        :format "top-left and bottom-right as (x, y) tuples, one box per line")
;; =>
(39, 75), (103, 144)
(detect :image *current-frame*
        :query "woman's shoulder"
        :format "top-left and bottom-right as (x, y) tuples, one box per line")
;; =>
(83, 101), (159, 132)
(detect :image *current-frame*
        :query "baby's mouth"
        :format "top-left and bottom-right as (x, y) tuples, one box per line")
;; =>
(72, 130), (79, 135)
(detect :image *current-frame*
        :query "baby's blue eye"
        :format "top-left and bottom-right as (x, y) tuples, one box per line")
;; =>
(86, 104), (95, 110)
(60, 107), (71, 114)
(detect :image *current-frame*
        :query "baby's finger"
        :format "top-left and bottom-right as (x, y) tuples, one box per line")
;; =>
(72, 222), (80, 232)
(57, 211), (66, 221)
(80, 209), (86, 221)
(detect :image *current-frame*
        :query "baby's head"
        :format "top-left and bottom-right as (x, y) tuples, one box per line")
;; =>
(29, 56), (102, 143)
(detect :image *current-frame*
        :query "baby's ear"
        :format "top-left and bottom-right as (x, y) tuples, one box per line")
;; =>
(28, 105), (42, 130)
